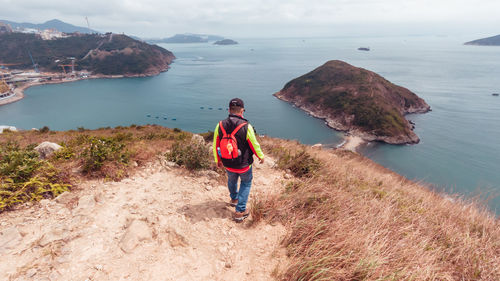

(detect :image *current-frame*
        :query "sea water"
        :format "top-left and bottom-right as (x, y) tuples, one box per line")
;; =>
(0, 36), (499, 213)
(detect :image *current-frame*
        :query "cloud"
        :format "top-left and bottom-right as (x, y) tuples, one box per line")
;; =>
(1, 0), (499, 37)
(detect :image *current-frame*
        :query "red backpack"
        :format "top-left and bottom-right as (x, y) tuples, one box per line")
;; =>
(219, 121), (247, 159)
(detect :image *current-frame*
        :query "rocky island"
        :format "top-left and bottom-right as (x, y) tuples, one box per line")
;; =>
(147, 33), (224, 44)
(274, 60), (430, 144)
(213, 39), (238, 45)
(464, 34), (500, 46)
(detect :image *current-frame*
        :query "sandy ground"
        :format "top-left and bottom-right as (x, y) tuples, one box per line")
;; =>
(0, 158), (288, 281)
(341, 135), (365, 152)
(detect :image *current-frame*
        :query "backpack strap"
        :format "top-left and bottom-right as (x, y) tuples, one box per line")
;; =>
(219, 121), (227, 137)
(230, 122), (247, 137)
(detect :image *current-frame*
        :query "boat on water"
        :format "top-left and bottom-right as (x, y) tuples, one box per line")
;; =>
(358, 47), (370, 51)
(493, 93), (499, 96)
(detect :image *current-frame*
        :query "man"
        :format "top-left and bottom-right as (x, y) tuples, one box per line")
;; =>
(213, 98), (265, 222)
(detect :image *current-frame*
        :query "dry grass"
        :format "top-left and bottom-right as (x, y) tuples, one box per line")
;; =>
(258, 137), (500, 280)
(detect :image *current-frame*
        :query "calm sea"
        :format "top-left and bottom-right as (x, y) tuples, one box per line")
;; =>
(1, 36), (499, 213)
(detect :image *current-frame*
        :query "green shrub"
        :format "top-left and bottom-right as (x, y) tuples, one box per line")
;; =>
(0, 142), (42, 183)
(275, 149), (321, 178)
(39, 126), (50, 133)
(53, 144), (75, 160)
(167, 139), (210, 170)
(81, 136), (130, 173)
(0, 142), (70, 212)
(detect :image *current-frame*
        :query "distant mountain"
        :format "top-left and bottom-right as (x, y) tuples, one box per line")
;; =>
(148, 33), (224, 44)
(464, 34), (500, 46)
(0, 19), (98, 34)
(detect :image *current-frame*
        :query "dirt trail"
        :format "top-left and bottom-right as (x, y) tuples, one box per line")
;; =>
(0, 158), (288, 281)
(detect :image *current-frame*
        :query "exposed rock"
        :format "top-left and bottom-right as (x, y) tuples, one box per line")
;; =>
(0, 227), (22, 254)
(55, 192), (74, 205)
(199, 170), (219, 178)
(166, 228), (188, 247)
(120, 220), (152, 253)
(35, 142), (62, 159)
(75, 195), (96, 213)
(191, 134), (205, 144)
(284, 173), (293, 179)
(26, 268), (37, 278)
(312, 143), (323, 149)
(0, 125), (17, 133)
(39, 224), (68, 246)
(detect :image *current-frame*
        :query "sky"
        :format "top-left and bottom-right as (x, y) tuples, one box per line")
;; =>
(0, 0), (499, 38)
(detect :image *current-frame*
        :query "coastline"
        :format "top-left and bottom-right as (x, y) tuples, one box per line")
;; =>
(274, 90), (426, 145)
(340, 135), (365, 152)
(0, 69), (169, 107)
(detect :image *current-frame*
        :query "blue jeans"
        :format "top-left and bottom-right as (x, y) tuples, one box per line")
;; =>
(226, 166), (253, 212)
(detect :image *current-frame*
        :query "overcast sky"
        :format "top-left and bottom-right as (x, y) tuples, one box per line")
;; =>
(1, 0), (499, 38)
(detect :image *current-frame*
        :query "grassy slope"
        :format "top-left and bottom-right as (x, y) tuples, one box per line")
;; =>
(257, 138), (499, 280)
(0, 33), (174, 75)
(1, 126), (498, 280)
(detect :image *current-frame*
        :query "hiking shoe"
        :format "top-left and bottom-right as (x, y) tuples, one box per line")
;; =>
(229, 199), (238, 207)
(233, 210), (250, 222)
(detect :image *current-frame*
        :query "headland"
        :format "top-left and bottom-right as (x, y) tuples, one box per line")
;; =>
(275, 60), (431, 145)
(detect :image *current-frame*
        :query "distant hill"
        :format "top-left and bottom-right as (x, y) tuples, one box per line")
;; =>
(0, 19), (98, 34)
(274, 60), (430, 144)
(148, 33), (224, 44)
(464, 34), (500, 46)
(0, 33), (175, 76)
(214, 39), (238, 45)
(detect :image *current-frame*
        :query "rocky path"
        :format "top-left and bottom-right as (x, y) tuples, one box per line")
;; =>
(0, 159), (287, 281)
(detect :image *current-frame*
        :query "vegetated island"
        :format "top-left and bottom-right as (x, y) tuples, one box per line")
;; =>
(274, 60), (430, 145)
(0, 32), (175, 105)
(213, 39), (238, 45)
(464, 34), (500, 46)
(147, 33), (224, 44)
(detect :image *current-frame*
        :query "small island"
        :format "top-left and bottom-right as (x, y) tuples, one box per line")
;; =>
(147, 33), (224, 44)
(213, 39), (238, 45)
(464, 34), (500, 46)
(274, 60), (430, 145)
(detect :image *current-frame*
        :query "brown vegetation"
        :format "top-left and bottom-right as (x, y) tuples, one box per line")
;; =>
(256, 137), (500, 280)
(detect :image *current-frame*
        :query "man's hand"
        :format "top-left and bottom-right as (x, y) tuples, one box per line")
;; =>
(259, 158), (265, 164)
(217, 161), (224, 169)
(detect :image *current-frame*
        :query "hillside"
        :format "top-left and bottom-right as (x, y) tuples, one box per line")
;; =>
(0, 19), (97, 34)
(0, 33), (175, 75)
(274, 60), (430, 144)
(0, 125), (498, 280)
(465, 34), (500, 46)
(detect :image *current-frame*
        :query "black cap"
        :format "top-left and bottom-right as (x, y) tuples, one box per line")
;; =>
(229, 98), (244, 108)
